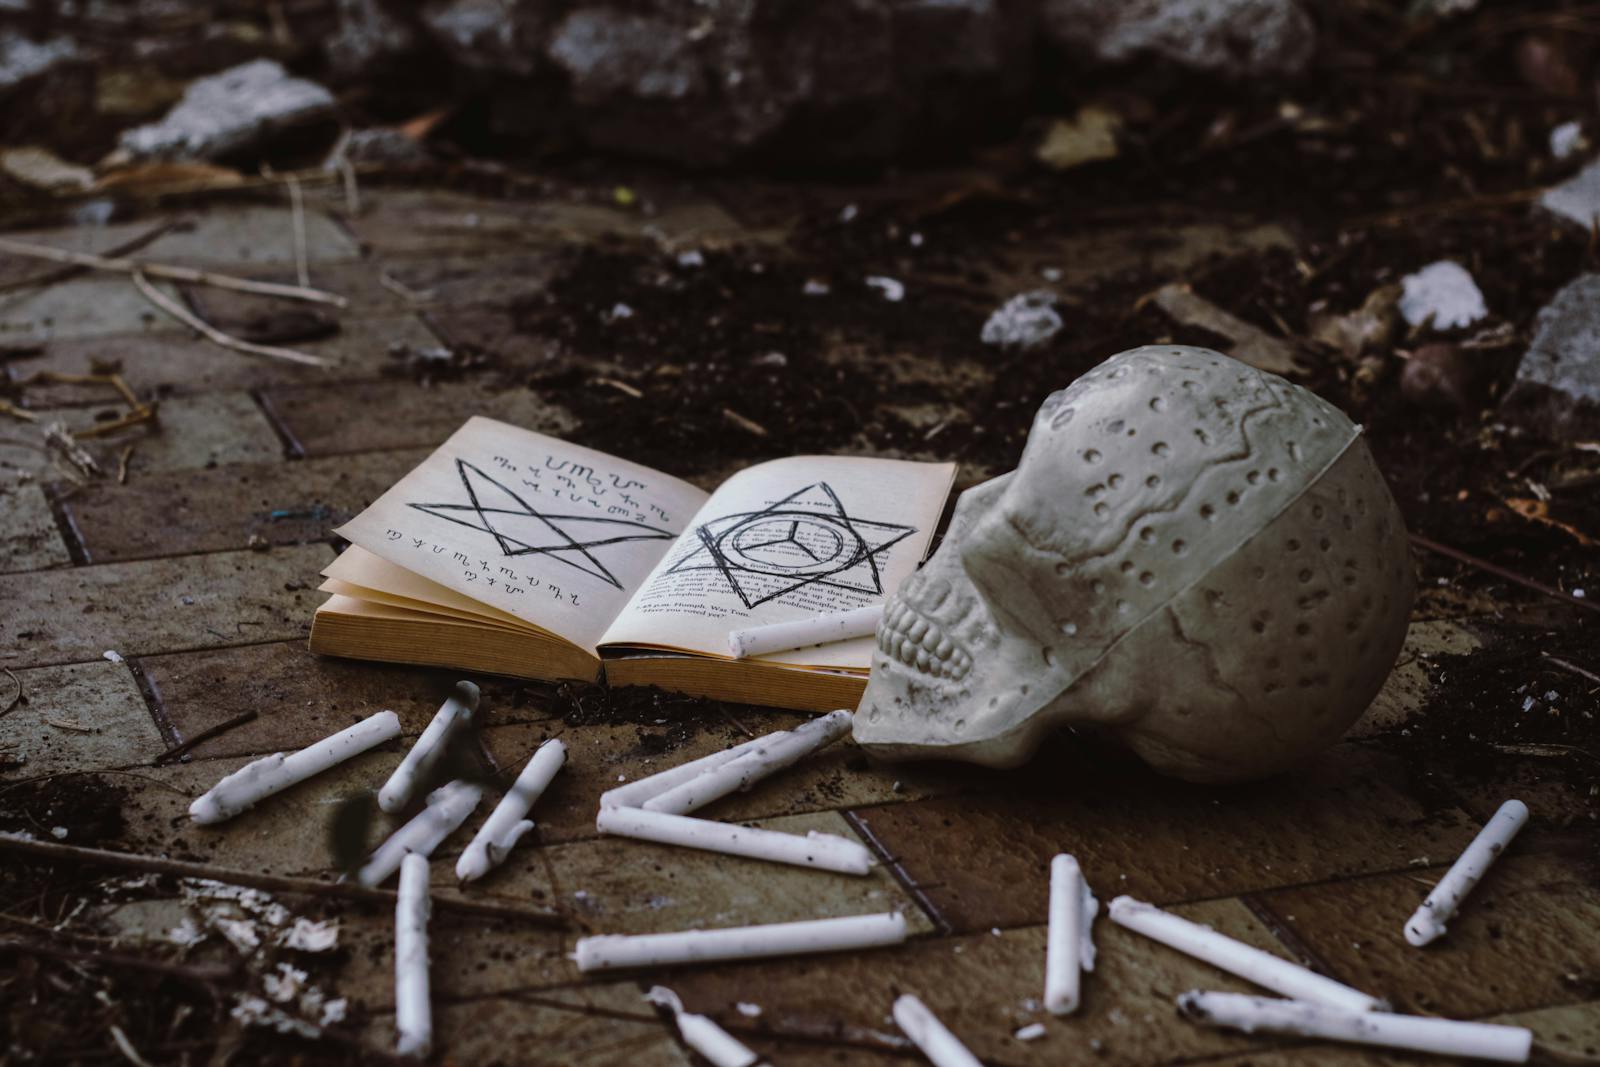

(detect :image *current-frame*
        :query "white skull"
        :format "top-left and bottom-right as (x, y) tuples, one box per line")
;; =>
(854, 345), (1414, 783)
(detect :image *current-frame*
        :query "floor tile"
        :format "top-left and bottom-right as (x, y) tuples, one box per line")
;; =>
(0, 482), (69, 572)
(0, 659), (164, 776)
(850, 742), (1480, 933)
(0, 543), (332, 668)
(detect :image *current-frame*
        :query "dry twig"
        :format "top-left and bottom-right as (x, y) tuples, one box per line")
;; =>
(0, 834), (571, 928)
(0, 221), (178, 295)
(722, 407), (768, 437)
(153, 710), (258, 765)
(132, 271), (331, 368)
(1541, 652), (1600, 687)
(1409, 533), (1600, 615)
(286, 175), (310, 289)
(116, 443), (134, 484)
(0, 235), (348, 308)
(43, 421), (101, 477)
(0, 668), (22, 719)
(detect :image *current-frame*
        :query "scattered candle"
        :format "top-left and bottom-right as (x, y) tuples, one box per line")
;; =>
(600, 734), (776, 810)
(642, 711), (853, 816)
(1045, 854), (1097, 1015)
(892, 993), (982, 1067)
(1108, 897), (1379, 1013)
(1177, 991), (1531, 1063)
(596, 805), (873, 875)
(574, 911), (907, 973)
(1405, 799), (1528, 947)
(727, 606), (884, 659)
(189, 710), (401, 825)
(456, 739), (566, 883)
(644, 987), (760, 1067)
(358, 781), (483, 888)
(395, 853), (432, 1058)
(378, 681), (478, 814)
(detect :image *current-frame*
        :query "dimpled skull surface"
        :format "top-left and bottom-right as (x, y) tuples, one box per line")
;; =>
(855, 345), (1414, 783)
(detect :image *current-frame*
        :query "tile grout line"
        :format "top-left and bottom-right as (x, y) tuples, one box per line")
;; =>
(39, 480), (91, 566)
(842, 809), (953, 937)
(250, 387), (307, 460)
(1237, 890), (1348, 985)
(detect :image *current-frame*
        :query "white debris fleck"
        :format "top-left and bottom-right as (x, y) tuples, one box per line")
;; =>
(839, 203), (859, 223)
(230, 994), (321, 1039)
(279, 917), (339, 953)
(263, 963), (308, 1004)
(1398, 261), (1488, 330)
(803, 279), (831, 296)
(103, 650), (125, 664)
(1574, 588), (1586, 598)
(606, 302), (635, 321)
(909, 232), (924, 247)
(319, 998), (348, 1026)
(215, 917), (262, 952)
(981, 290), (1063, 350)
(168, 919), (207, 947)
(50, 826), (68, 840)
(1551, 121), (1587, 161)
(736, 1002), (763, 1018)
(1015, 1022), (1048, 1041)
(865, 276), (905, 302)
(1040, 267), (1063, 282)
(676, 249), (705, 268)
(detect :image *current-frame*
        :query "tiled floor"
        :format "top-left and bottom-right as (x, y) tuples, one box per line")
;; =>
(1, 183), (1595, 1066)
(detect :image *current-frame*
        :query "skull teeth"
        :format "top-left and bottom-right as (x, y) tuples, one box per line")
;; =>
(876, 597), (971, 681)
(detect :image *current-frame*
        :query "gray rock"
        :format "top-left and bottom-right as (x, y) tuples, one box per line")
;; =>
(328, 0), (419, 80)
(422, 0), (543, 77)
(1041, 0), (1315, 78)
(981, 290), (1063, 349)
(1538, 156), (1600, 229)
(119, 59), (336, 161)
(0, 31), (79, 94)
(1502, 273), (1600, 437)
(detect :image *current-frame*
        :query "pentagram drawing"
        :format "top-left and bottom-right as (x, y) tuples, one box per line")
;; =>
(408, 458), (675, 589)
(665, 482), (916, 609)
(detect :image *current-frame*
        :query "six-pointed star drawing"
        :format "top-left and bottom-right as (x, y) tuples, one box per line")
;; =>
(409, 458), (675, 588)
(665, 482), (916, 608)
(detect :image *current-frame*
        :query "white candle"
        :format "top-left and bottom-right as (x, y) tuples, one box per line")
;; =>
(596, 805), (873, 875)
(642, 711), (853, 816)
(600, 734), (776, 810)
(892, 993), (983, 1067)
(1108, 897), (1379, 1013)
(394, 853), (432, 1058)
(456, 739), (566, 883)
(644, 987), (760, 1067)
(1177, 991), (1532, 1064)
(358, 781), (483, 888)
(574, 911), (907, 973)
(728, 606), (884, 659)
(1045, 854), (1097, 1015)
(189, 710), (401, 824)
(1405, 799), (1528, 947)
(378, 681), (478, 814)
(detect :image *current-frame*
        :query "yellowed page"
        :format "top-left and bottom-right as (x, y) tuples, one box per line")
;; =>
(337, 416), (709, 652)
(600, 455), (956, 668)
(323, 545), (538, 631)
(318, 577), (534, 633)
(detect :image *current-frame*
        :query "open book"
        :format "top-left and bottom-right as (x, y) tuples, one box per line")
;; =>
(310, 417), (957, 711)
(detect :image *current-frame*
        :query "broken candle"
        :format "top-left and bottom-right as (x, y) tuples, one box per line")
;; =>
(1178, 992), (1531, 1063)
(645, 987), (759, 1067)
(378, 681), (478, 814)
(600, 733), (775, 810)
(395, 853), (432, 1058)
(596, 805), (873, 875)
(1405, 798), (1528, 947)
(1109, 897), (1379, 1013)
(358, 780), (483, 888)
(642, 710), (853, 816)
(1044, 854), (1097, 1014)
(189, 710), (400, 824)
(727, 605), (884, 659)
(892, 993), (983, 1067)
(456, 739), (566, 883)
(575, 911), (907, 973)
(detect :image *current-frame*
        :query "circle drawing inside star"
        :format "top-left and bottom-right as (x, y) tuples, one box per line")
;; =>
(721, 512), (861, 576)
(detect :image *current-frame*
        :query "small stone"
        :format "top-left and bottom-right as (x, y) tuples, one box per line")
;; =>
(803, 279), (831, 296)
(51, 826), (68, 840)
(1502, 273), (1600, 437)
(1551, 122), (1588, 162)
(119, 60), (336, 161)
(735, 1002), (762, 1018)
(1398, 261), (1487, 330)
(0, 31), (78, 94)
(981, 290), (1063, 350)
(675, 249), (705, 268)
(1036, 106), (1121, 171)
(1041, 0), (1316, 78)
(1015, 1022), (1047, 1042)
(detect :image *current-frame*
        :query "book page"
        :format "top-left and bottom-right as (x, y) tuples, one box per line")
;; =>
(337, 416), (709, 651)
(599, 455), (956, 668)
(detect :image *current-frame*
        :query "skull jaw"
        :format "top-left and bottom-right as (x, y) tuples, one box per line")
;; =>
(853, 650), (1062, 769)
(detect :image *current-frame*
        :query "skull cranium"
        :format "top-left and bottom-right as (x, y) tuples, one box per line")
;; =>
(854, 345), (1414, 783)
